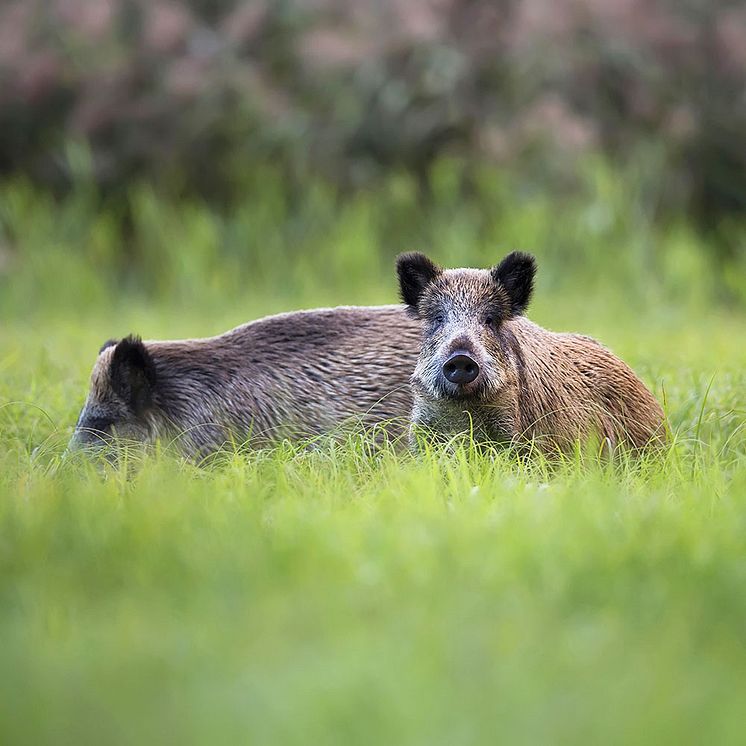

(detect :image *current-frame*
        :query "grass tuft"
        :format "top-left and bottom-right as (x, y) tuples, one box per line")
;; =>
(1, 167), (745, 744)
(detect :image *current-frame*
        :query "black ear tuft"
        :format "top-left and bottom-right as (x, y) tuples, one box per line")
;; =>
(396, 252), (441, 314)
(110, 335), (157, 414)
(99, 338), (118, 354)
(491, 251), (537, 316)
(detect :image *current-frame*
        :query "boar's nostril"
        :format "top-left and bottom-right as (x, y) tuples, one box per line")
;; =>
(442, 354), (480, 385)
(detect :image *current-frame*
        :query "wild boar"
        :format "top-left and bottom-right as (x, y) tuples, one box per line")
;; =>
(397, 251), (666, 454)
(70, 305), (421, 458)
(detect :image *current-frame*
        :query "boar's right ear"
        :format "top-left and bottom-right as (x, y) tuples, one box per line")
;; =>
(491, 251), (537, 317)
(397, 252), (441, 314)
(110, 336), (157, 415)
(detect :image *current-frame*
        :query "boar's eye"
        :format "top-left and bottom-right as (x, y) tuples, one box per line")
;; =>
(85, 416), (114, 433)
(484, 315), (496, 328)
(431, 313), (445, 327)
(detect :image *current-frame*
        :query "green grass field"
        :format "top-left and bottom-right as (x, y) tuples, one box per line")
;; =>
(1, 168), (745, 744)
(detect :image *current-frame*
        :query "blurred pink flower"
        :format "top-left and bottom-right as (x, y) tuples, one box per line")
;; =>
(716, 8), (746, 73)
(145, 2), (193, 54)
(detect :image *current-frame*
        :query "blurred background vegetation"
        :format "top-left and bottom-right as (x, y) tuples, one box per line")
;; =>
(0, 0), (744, 319)
(2, 7), (746, 744)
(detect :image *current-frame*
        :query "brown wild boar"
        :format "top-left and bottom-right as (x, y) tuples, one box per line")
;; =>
(396, 251), (666, 453)
(69, 305), (420, 458)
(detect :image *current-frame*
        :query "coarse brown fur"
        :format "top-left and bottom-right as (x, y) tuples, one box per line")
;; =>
(397, 252), (666, 454)
(70, 305), (421, 458)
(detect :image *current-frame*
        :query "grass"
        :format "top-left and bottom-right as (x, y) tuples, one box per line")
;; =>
(1, 164), (745, 744)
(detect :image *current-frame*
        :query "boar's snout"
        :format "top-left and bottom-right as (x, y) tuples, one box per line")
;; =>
(68, 423), (112, 452)
(442, 352), (480, 385)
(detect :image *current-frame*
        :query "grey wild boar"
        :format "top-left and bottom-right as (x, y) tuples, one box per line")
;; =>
(70, 305), (421, 458)
(396, 251), (666, 453)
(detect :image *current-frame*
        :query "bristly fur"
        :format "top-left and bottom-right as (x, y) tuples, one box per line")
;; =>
(71, 306), (423, 458)
(397, 252), (441, 314)
(491, 251), (536, 317)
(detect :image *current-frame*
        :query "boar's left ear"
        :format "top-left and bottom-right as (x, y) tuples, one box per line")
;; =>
(491, 251), (537, 316)
(110, 336), (157, 414)
(397, 252), (441, 314)
(99, 338), (118, 354)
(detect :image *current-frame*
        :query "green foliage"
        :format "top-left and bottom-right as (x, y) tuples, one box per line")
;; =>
(1, 372), (745, 743)
(1, 169), (745, 743)
(2, 159), (745, 316)
(1, 0), (745, 237)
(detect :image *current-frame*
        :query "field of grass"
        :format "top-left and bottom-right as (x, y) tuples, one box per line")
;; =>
(1, 165), (745, 744)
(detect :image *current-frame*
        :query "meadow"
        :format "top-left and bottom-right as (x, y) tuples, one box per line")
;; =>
(1, 163), (745, 744)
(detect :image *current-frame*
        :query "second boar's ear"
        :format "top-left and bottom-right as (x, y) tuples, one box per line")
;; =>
(99, 338), (118, 354)
(110, 336), (157, 415)
(491, 251), (537, 316)
(397, 252), (441, 314)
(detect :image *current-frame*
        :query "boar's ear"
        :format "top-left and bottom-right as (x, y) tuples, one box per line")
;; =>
(397, 252), (441, 314)
(491, 251), (536, 316)
(99, 338), (118, 354)
(110, 336), (157, 414)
